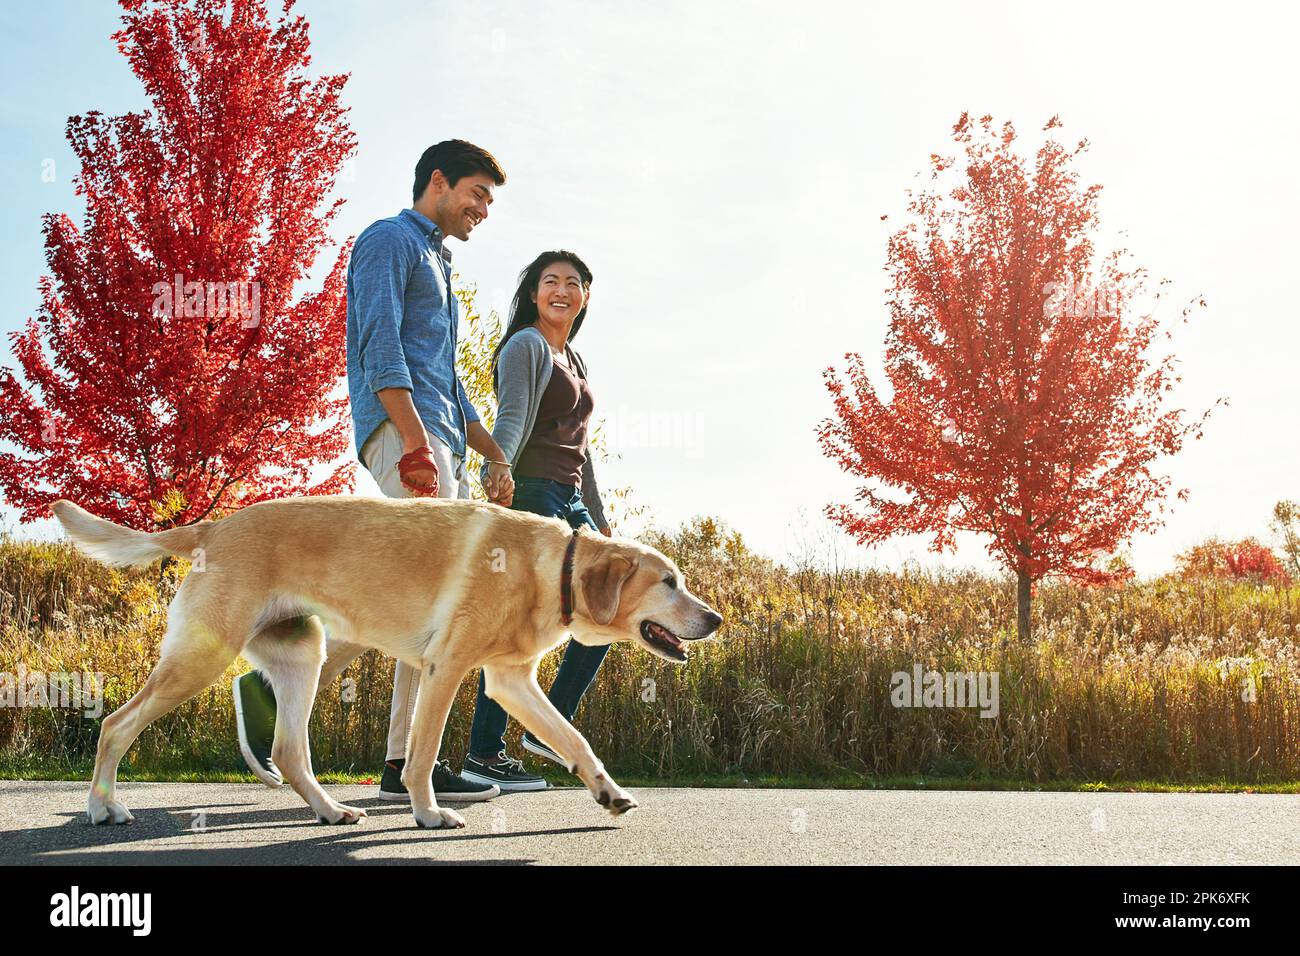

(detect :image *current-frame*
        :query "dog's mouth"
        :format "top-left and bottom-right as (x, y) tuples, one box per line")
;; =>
(640, 620), (687, 662)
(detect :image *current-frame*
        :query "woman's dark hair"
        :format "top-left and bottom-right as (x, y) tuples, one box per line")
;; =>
(490, 251), (594, 389)
(413, 139), (506, 203)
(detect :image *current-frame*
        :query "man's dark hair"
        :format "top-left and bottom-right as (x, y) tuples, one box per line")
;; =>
(412, 140), (506, 203)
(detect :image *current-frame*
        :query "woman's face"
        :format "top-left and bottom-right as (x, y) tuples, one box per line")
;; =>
(531, 260), (588, 328)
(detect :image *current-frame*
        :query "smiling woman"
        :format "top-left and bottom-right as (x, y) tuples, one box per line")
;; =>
(462, 249), (623, 789)
(489, 251), (595, 382)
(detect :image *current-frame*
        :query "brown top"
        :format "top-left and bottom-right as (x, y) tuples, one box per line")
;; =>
(513, 348), (595, 486)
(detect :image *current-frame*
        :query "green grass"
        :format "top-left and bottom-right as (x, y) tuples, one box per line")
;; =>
(8, 521), (1300, 784)
(5, 756), (1298, 794)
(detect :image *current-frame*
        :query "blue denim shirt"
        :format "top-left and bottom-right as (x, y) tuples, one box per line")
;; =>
(346, 207), (480, 462)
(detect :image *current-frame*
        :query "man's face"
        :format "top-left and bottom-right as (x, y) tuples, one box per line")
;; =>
(433, 171), (496, 241)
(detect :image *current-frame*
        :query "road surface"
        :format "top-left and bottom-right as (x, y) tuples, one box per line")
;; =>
(2, 780), (1296, 865)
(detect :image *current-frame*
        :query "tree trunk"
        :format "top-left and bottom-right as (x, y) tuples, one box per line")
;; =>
(1016, 570), (1032, 643)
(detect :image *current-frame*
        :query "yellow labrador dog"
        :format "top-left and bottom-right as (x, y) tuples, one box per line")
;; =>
(51, 496), (721, 830)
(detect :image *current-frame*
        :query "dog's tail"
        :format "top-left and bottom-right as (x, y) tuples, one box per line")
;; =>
(50, 500), (214, 567)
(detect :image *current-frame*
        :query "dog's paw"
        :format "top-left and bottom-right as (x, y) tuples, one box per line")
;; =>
(593, 776), (638, 816)
(87, 798), (135, 825)
(607, 795), (639, 815)
(316, 803), (367, 825)
(413, 807), (466, 830)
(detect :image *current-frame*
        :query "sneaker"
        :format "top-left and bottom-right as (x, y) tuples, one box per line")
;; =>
(461, 750), (549, 792)
(378, 758), (500, 803)
(521, 732), (566, 769)
(231, 671), (282, 787)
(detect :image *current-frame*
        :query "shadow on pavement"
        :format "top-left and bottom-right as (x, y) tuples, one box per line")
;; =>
(2, 797), (620, 865)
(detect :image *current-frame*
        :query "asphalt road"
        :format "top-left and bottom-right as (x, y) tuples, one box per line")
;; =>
(2, 780), (1297, 865)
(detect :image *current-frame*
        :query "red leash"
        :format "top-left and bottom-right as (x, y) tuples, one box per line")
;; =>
(397, 445), (440, 496)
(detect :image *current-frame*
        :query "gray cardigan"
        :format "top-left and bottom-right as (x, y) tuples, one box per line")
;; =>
(480, 326), (609, 530)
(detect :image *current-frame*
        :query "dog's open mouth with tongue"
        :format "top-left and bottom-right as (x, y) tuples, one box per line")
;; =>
(640, 620), (687, 662)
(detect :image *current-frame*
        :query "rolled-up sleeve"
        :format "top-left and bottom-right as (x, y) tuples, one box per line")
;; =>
(352, 226), (413, 393)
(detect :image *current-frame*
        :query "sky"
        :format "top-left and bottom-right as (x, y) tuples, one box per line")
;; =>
(1, 0), (1298, 577)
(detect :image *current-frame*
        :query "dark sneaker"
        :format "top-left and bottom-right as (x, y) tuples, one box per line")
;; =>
(521, 732), (566, 770)
(378, 758), (500, 803)
(232, 671), (281, 787)
(461, 750), (549, 792)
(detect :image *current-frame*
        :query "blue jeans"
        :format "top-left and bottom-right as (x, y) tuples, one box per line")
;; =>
(467, 476), (611, 759)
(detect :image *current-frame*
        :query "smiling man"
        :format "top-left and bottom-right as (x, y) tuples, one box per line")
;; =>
(230, 140), (546, 803)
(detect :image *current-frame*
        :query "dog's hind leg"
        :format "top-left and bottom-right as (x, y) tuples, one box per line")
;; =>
(244, 616), (365, 825)
(88, 625), (241, 825)
(241, 620), (366, 698)
(483, 662), (638, 816)
(317, 635), (368, 692)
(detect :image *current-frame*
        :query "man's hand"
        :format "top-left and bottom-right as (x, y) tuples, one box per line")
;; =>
(485, 461), (514, 506)
(600, 526), (612, 537)
(398, 445), (439, 496)
(375, 390), (439, 495)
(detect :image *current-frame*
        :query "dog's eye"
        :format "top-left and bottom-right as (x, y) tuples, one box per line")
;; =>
(663, 575), (678, 590)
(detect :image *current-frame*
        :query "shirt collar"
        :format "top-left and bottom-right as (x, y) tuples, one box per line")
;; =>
(400, 207), (453, 263)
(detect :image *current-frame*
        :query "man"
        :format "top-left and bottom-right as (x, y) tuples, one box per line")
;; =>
(231, 139), (547, 801)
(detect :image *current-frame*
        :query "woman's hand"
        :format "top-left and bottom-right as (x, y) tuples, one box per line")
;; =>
(466, 424), (516, 506)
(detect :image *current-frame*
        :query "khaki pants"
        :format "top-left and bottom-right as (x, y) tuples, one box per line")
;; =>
(358, 420), (470, 762)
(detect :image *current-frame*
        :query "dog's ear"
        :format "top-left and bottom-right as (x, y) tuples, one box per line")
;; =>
(579, 552), (637, 626)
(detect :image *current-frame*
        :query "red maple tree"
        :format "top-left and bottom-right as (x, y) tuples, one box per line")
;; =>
(0, 0), (355, 532)
(1176, 538), (1291, 585)
(819, 114), (1221, 641)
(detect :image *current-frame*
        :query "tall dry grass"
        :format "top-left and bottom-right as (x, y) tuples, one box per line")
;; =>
(3, 518), (1299, 782)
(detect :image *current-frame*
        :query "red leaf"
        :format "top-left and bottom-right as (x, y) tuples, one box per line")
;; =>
(0, 0), (358, 529)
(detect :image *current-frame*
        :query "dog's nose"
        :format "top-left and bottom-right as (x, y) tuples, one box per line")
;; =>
(703, 610), (723, 633)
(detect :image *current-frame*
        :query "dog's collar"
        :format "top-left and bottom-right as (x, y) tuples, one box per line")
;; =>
(560, 529), (580, 626)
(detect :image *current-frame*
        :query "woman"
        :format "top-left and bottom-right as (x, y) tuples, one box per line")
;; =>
(459, 250), (613, 792)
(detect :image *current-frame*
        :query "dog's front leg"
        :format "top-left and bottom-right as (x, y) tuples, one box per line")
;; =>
(402, 658), (468, 829)
(484, 663), (638, 816)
